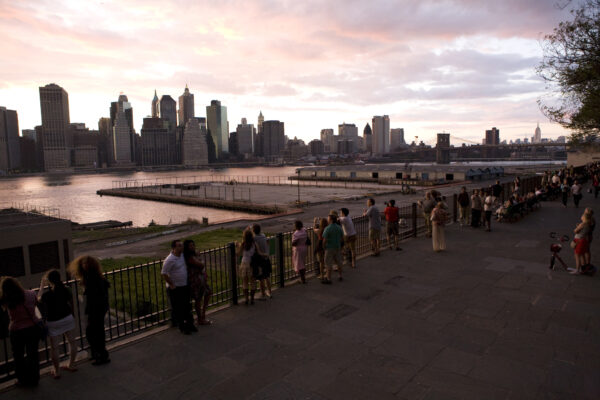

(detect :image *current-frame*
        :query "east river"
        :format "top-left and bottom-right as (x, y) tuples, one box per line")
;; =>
(0, 167), (298, 226)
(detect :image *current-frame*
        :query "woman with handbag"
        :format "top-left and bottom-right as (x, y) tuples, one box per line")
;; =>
(38, 269), (78, 379)
(183, 240), (213, 326)
(291, 220), (308, 284)
(69, 256), (111, 365)
(236, 229), (266, 305)
(0, 277), (41, 387)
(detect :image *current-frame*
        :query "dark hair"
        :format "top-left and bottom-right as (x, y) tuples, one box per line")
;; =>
(242, 229), (254, 251)
(328, 214), (338, 223)
(68, 255), (104, 288)
(252, 224), (261, 235)
(319, 218), (328, 232)
(389, 199), (395, 206)
(171, 239), (181, 249)
(45, 269), (65, 290)
(294, 220), (303, 230)
(340, 208), (349, 216)
(0, 277), (25, 310)
(183, 240), (196, 261)
(368, 198), (375, 205)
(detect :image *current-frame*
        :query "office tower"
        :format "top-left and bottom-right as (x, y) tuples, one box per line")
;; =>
(309, 139), (325, 156)
(228, 132), (239, 156)
(363, 123), (372, 152)
(0, 107), (21, 171)
(182, 118), (208, 166)
(39, 83), (71, 170)
(178, 85), (195, 127)
(534, 123), (542, 143)
(113, 109), (132, 164)
(390, 128), (406, 150)
(151, 90), (159, 118)
(159, 95), (177, 131)
(372, 115), (390, 154)
(261, 120), (285, 158)
(320, 128), (334, 153)
(485, 127), (500, 145)
(141, 117), (172, 166)
(236, 118), (255, 156)
(19, 136), (37, 170)
(258, 111), (264, 133)
(338, 123), (358, 152)
(206, 100), (229, 158)
(98, 117), (113, 166)
(22, 129), (36, 141)
(109, 95), (135, 163)
(436, 133), (450, 164)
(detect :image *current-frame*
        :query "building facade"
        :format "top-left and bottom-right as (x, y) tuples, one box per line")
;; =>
(182, 118), (208, 167)
(113, 109), (133, 164)
(363, 123), (372, 153)
(39, 83), (71, 170)
(141, 117), (172, 166)
(236, 118), (255, 156)
(260, 120), (285, 159)
(0, 107), (21, 171)
(178, 85), (195, 127)
(159, 95), (177, 132)
(372, 115), (390, 154)
(206, 100), (229, 158)
(485, 127), (500, 145)
(390, 128), (406, 150)
(338, 123), (358, 152)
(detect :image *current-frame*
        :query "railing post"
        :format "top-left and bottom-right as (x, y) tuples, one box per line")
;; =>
(277, 233), (285, 288)
(412, 202), (417, 237)
(228, 242), (238, 305)
(453, 193), (458, 222)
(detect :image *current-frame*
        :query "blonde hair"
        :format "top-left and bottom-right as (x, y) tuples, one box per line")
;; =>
(68, 255), (104, 287)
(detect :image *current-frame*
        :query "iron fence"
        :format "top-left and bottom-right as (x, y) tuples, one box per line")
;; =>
(0, 175), (544, 383)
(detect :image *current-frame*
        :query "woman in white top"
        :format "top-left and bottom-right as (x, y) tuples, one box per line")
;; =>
(483, 190), (495, 232)
(339, 208), (357, 268)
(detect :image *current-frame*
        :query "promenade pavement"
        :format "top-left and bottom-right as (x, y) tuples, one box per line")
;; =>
(6, 194), (600, 399)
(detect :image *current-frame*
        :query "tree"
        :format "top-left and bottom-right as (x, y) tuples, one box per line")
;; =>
(537, 0), (600, 143)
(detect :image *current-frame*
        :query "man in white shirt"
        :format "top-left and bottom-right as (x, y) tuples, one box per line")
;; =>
(162, 240), (196, 334)
(339, 208), (357, 268)
(483, 190), (495, 232)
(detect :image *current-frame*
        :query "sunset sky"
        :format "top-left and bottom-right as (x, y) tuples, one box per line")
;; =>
(0, 0), (577, 145)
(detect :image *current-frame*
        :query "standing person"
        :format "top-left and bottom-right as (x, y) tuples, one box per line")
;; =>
(593, 174), (599, 199)
(514, 176), (521, 195)
(572, 214), (591, 274)
(313, 217), (328, 279)
(471, 189), (483, 228)
(38, 270), (78, 379)
(252, 224), (272, 299)
(492, 180), (503, 199)
(322, 212), (344, 283)
(363, 198), (381, 256)
(68, 255), (111, 364)
(339, 208), (357, 268)
(236, 229), (267, 305)
(457, 187), (470, 226)
(0, 277), (40, 387)
(384, 200), (402, 251)
(561, 178), (570, 208)
(431, 202), (447, 252)
(483, 190), (495, 232)
(161, 241), (196, 334)
(182, 241), (212, 326)
(419, 192), (436, 237)
(291, 220), (308, 284)
(584, 208), (595, 266)
(571, 180), (583, 208)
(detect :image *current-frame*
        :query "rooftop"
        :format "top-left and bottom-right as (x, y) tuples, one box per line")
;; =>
(0, 207), (66, 228)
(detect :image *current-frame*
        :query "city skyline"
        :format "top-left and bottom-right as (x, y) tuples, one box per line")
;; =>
(0, 1), (578, 143)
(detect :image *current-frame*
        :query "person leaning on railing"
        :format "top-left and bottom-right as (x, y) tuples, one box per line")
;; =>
(69, 256), (111, 365)
(161, 241), (196, 334)
(313, 217), (328, 279)
(0, 276), (41, 387)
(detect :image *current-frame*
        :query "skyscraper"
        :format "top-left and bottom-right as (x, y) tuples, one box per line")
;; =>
(141, 117), (171, 166)
(39, 83), (71, 170)
(372, 115), (390, 154)
(236, 118), (255, 156)
(320, 128), (334, 153)
(151, 90), (159, 118)
(0, 107), (21, 171)
(363, 123), (372, 153)
(261, 120), (285, 159)
(485, 127), (500, 145)
(182, 118), (208, 166)
(178, 85), (195, 127)
(113, 108), (132, 164)
(338, 123), (358, 152)
(257, 111), (264, 133)
(390, 128), (406, 150)
(159, 95), (177, 131)
(110, 94), (135, 163)
(534, 123), (542, 143)
(206, 100), (229, 158)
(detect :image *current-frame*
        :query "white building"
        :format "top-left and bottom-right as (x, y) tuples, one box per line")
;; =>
(372, 115), (390, 154)
(534, 123), (542, 143)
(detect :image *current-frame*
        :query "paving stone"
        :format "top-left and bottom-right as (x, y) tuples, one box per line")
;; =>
(429, 347), (481, 375)
(469, 354), (546, 395)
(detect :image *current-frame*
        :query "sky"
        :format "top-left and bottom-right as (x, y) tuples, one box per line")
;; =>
(0, 0), (578, 145)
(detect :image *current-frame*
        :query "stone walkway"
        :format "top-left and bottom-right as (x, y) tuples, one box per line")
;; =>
(5, 195), (600, 399)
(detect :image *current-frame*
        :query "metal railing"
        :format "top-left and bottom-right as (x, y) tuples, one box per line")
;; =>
(0, 175), (545, 383)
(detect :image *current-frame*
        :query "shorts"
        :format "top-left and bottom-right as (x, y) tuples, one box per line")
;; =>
(369, 228), (381, 241)
(343, 234), (357, 254)
(324, 248), (342, 270)
(386, 222), (399, 236)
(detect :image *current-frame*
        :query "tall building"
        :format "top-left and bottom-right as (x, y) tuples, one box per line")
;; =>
(141, 117), (172, 166)
(159, 95), (177, 131)
(372, 115), (390, 154)
(236, 118), (255, 156)
(534, 123), (542, 143)
(338, 123), (358, 152)
(109, 95), (135, 164)
(0, 107), (21, 171)
(320, 128), (334, 153)
(151, 90), (159, 118)
(39, 83), (71, 170)
(21, 129), (36, 142)
(178, 85), (195, 127)
(309, 139), (325, 156)
(363, 123), (372, 152)
(257, 111), (264, 133)
(485, 127), (500, 145)
(113, 109), (132, 164)
(206, 100), (229, 158)
(261, 120), (285, 158)
(390, 128), (406, 150)
(182, 118), (208, 166)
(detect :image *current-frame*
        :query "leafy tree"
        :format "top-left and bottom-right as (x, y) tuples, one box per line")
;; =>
(537, 0), (600, 143)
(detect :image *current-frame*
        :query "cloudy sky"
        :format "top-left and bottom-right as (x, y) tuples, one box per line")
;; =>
(0, 0), (576, 144)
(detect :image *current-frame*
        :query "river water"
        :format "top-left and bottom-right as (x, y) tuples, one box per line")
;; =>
(0, 167), (297, 226)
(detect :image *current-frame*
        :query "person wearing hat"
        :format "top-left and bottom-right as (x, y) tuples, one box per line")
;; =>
(321, 211), (344, 283)
(363, 198), (381, 256)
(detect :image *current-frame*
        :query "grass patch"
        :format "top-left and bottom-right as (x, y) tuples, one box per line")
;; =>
(101, 256), (157, 272)
(162, 228), (246, 252)
(73, 225), (173, 243)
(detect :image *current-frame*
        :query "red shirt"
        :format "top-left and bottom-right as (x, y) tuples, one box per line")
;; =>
(384, 206), (399, 222)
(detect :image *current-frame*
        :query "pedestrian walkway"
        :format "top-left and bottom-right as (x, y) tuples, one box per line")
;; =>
(4, 196), (600, 399)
